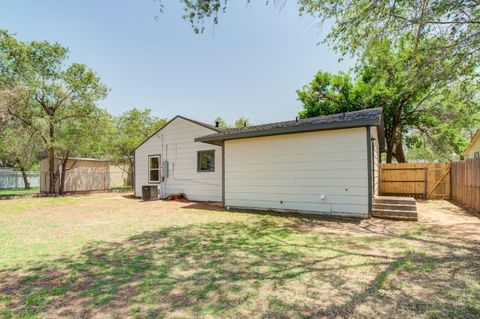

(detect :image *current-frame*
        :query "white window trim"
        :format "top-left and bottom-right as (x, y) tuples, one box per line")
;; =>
(148, 154), (161, 183)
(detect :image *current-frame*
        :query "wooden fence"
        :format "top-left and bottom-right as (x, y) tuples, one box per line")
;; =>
(451, 158), (480, 212)
(380, 162), (451, 199)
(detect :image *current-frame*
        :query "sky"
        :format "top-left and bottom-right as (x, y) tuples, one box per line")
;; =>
(0, 0), (353, 124)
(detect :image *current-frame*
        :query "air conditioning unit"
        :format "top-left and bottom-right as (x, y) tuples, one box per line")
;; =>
(142, 185), (158, 201)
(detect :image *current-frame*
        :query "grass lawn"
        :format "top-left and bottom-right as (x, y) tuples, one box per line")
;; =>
(0, 187), (39, 198)
(0, 193), (479, 318)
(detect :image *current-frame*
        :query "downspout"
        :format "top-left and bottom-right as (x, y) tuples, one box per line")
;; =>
(222, 142), (225, 207)
(366, 126), (373, 217)
(132, 150), (136, 196)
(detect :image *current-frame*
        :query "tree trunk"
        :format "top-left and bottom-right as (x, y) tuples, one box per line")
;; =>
(48, 121), (57, 194)
(386, 141), (394, 163)
(394, 136), (406, 163)
(20, 168), (30, 189)
(15, 158), (30, 189)
(128, 157), (134, 186)
(385, 109), (402, 163)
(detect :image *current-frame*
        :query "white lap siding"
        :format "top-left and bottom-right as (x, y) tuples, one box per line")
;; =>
(224, 127), (370, 217)
(134, 117), (222, 201)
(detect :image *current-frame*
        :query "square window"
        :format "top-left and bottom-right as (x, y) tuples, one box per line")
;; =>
(197, 150), (215, 172)
(475, 152), (480, 159)
(149, 155), (161, 182)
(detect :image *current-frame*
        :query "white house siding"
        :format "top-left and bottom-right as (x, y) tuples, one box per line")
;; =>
(224, 127), (370, 217)
(371, 126), (380, 196)
(134, 117), (222, 201)
(466, 139), (480, 159)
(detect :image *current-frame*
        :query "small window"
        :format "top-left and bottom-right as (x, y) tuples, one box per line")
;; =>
(475, 152), (480, 159)
(197, 150), (215, 172)
(149, 155), (161, 182)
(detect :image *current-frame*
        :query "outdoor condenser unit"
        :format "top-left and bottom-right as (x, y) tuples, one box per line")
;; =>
(142, 185), (158, 201)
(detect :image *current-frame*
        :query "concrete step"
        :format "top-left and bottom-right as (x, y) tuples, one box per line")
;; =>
(372, 209), (418, 221)
(372, 203), (417, 212)
(372, 196), (418, 221)
(372, 208), (418, 217)
(372, 213), (418, 221)
(374, 197), (416, 205)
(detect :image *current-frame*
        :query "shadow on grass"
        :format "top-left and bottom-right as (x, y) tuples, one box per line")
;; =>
(0, 218), (479, 318)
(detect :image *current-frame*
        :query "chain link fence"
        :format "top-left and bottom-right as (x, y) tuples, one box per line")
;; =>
(0, 171), (40, 189)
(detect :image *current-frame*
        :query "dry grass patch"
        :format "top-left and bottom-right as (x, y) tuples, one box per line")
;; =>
(0, 193), (479, 318)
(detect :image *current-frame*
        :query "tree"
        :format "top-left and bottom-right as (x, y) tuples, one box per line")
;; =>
(213, 117), (230, 129)
(297, 39), (480, 162)
(110, 108), (167, 181)
(0, 124), (41, 188)
(213, 117), (251, 129)
(0, 30), (108, 194)
(404, 78), (480, 161)
(234, 117), (251, 128)
(298, 0), (480, 67)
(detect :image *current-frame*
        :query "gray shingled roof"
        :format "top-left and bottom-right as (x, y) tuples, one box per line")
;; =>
(195, 108), (385, 148)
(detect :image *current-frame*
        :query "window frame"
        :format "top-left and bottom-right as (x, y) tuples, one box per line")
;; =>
(474, 151), (480, 159)
(148, 154), (161, 183)
(197, 150), (215, 173)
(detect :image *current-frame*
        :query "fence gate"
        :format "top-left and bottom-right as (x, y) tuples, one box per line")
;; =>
(380, 163), (450, 199)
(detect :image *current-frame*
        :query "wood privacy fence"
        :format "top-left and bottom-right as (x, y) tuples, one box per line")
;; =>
(451, 158), (480, 212)
(380, 162), (451, 199)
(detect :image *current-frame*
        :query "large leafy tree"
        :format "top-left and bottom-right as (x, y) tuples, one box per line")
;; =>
(297, 39), (480, 162)
(0, 30), (108, 193)
(405, 78), (480, 161)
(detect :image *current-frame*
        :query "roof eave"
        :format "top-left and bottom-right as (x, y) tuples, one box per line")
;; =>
(195, 118), (381, 144)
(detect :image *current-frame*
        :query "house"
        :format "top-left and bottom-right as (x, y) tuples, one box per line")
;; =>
(134, 108), (385, 218)
(40, 157), (131, 193)
(464, 129), (480, 159)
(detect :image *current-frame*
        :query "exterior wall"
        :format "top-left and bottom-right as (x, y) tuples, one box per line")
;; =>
(465, 139), (480, 159)
(134, 117), (222, 201)
(224, 127), (370, 217)
(371, 126), (380, 196)
(40, 159), (110, 193)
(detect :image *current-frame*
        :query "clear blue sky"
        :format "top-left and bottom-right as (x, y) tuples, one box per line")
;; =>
(1, 0), (353, 124)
